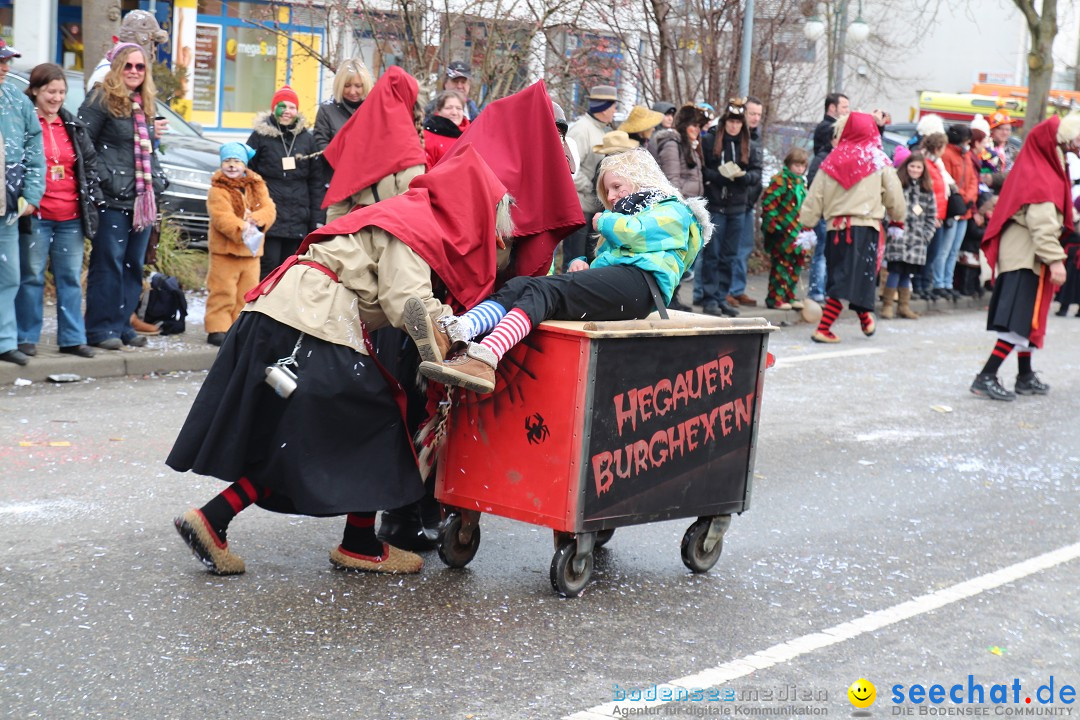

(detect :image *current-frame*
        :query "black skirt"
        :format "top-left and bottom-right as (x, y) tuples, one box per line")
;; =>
(986, 269), (1039, 338)
(167, 311), (424, 516)
(825, 225), (880, 311)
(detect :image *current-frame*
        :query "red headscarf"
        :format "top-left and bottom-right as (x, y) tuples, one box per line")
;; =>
(981, 115), (1073, 270)
(437, 80), (584, 278)
(278, 145), (508, 309)
(819, 112), (892, 190)
(321, 66), (426, 209)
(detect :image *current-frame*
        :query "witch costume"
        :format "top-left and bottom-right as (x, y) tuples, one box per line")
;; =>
(970, 114), (1076, 401)
(798, 112), (906, 343)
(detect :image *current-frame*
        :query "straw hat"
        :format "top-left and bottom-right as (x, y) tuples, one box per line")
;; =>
(592, 130), (639, 155)
(618, 105), (664, 135)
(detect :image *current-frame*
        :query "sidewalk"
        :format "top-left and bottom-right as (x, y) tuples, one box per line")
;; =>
(1, 279), (987, 386)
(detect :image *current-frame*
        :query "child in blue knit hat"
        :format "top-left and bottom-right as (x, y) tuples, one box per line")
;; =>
(205, 142), (276, 345)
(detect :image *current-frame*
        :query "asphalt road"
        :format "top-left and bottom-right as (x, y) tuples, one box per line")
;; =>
(1, 308), (1078, 720)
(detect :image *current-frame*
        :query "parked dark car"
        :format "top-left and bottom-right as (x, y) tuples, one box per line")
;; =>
(8, 68), (219, 247)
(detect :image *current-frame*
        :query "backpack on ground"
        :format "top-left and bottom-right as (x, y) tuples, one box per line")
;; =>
(142, 272), (188, 335)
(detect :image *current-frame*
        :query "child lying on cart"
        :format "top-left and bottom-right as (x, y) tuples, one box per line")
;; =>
(408, 148), (714, 394)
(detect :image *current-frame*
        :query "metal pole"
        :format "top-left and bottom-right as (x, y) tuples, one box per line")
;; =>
(738, 0), (754, 97)
(834, 0), (848, 93)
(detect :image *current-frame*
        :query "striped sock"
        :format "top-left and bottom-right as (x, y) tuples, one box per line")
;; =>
(479, 308), (532, 361)
(817, 298), (843, 335)
(1017, 351), (1032, 376)
(199, 477), (270, 542)
(857, 311), (873, 332)
(460, 300), (507, 339)
(341, 512), (382, 556)
(980, 339), (1015, 376)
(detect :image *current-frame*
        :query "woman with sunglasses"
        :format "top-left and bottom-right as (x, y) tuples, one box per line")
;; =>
(77, 43), (167, 350)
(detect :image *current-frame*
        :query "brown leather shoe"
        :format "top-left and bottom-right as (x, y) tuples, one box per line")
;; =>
(418, 342), (497, 394)
(725, 294), (741, 307)
(403, 297), (451, 363)
(735, 294), (758, 307)
(131, 314), (161, 335)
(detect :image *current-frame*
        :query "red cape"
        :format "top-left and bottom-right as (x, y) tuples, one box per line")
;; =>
(819, 112), (891, 190)
(436, 80), (584, 278)
(286, 145), (507, 309)
(981, 115), (1073, 270)
(321, 66), (426, 209)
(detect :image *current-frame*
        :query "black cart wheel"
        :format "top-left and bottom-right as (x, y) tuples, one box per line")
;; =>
(680, 518), (723, 573)
(550, 541), (593, 597)
(437, 513), (480, 568)
(594, 529), (615, 548)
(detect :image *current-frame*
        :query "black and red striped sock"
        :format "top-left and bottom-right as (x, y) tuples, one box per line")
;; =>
(199, 477), (270, 542)
(856, 311), (873, 332)
(817, 298), (843, 335)
(980, 339), (1015, 376)
(341, 512), (383, 557)
(1017, 351), (1032, 376)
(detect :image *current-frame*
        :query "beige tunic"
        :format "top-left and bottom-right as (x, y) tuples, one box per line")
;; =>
(246, 226), (450, 354)
(800, 166), (906, 231)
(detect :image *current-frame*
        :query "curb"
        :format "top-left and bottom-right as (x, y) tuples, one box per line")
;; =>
(0, 338), (219, 386)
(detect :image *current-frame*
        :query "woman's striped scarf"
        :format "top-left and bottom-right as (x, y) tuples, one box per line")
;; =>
(130, 94), (157, 231)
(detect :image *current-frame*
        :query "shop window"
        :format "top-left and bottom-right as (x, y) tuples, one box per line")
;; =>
(223, 24), (278, 114)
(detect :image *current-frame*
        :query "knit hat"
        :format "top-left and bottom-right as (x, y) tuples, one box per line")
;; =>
(970, 114), (991, 138)
(106, 42), (143, 63)
(1057, 113), (1080, 144)
(618, 105), (664, 135)
(892, 144), (911, 168)
(915, 114), (945, 138)
(652, 101), (676, 116)
(988, 111), (1015, 130)
(271, 85), (299, 111)
(220, 142), (256, 165)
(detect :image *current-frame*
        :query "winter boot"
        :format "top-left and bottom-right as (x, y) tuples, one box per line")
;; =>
(403, 297), (453, 363)
(879, 287), (896, 319)
(897, 287), (920, 319)
(418, 342), (497, 394)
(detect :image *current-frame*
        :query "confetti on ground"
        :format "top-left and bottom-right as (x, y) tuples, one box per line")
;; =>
(989, 646), (1005, 656)
(930, 405), (953, 413)
(18, 441), (72, 447)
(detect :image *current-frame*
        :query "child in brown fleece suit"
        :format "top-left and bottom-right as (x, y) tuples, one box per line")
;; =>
(204, 142), (276, 345)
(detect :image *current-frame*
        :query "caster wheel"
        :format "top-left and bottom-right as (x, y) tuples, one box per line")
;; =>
(437, 513), (480, 568)
(550, 541), (593, 597)
(594, 529), (615, 548)
(680, 518), (723, 573)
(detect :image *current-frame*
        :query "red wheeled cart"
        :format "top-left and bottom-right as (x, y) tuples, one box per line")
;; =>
(434, 314), (775, 596)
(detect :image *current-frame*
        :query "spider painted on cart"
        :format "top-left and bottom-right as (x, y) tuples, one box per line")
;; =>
(524, 413), (549, 444)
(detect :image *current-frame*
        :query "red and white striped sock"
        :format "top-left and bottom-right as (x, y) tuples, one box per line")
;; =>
(479, 308), (532, 362)
(817, 298), (843, 335)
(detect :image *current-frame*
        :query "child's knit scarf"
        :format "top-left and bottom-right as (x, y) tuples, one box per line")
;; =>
(213, 172), (259, 218)
(613, 189), (668, 215)
(130, 94), (157, 231)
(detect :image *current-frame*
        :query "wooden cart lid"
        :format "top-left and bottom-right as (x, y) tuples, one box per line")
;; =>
(538, 311), (776, 339)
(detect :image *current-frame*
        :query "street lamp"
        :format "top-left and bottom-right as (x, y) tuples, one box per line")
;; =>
(803, 0), (870, 93)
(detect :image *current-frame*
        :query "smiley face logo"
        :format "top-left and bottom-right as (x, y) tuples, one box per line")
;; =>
(848, 678), (876, 709)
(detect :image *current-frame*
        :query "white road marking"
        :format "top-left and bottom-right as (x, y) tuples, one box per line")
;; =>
(564, 541), (1080, 719)
(772, 347), (885, 366)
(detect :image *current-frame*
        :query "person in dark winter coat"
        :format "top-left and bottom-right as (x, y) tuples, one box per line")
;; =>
(247, 85), (325, 278)
(313, 58), (373, 220)
(16, 64), (103, 360)
(652, 104), (705, 198)
(813, 92), (849, 156)
(729, 96), (765, 306)
(77, 43), (167, 352)
(697, 99), (762, 317)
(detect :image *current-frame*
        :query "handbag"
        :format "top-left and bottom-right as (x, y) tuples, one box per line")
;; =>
(945, 191), (967, 218)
